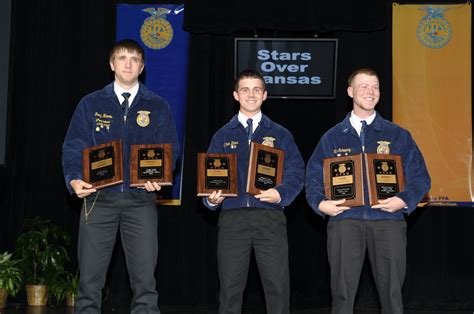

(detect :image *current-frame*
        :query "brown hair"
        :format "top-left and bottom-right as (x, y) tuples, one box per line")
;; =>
(234, 69), (266, 91)
(109, 39), (145, 63)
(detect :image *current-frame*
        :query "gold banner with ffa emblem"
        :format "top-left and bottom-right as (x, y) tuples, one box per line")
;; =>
(393, 3), (472, 205)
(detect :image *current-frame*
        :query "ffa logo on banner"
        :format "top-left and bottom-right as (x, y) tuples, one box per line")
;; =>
(417, 7), (452, 48)
(140, 7), (174, 49)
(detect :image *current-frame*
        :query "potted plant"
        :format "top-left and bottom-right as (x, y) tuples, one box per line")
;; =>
(49, 270), (78, 307)
(15, 217), (70, 306)
(0, 251), (23, 309)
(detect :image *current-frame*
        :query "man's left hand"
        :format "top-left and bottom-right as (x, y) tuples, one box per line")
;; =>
(254, 188), (281, 204)
(371, 196), (406, 213)
(143, 181), (162, 192)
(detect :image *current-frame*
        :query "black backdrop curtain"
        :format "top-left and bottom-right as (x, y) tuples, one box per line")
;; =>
(0, 0), (472, 311)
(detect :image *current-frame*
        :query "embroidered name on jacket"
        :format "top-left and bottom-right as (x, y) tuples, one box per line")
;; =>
(333, 148), (352, 156)
(224, 141), (239, 149)
(95, 112), (113, 132)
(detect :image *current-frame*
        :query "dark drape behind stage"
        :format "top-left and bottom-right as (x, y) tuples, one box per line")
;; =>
(0, 0), (472, 312)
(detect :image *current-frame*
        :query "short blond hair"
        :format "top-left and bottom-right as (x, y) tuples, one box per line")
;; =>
(347, 68), (379, 86)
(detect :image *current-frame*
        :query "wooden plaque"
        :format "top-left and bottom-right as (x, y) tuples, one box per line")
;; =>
(82, 139), (123, 189)
(197, 153), (237, 197)
(323, 154), (364, 207)
(246, 142), (284, 195)
(365, 153), (405, 205)
(130, 144), (173, 187)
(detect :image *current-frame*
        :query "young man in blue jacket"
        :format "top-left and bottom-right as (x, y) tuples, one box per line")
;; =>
(204, 69), (305, 314)
(306, 68), (430, 314)
(62, 39), (179, 314)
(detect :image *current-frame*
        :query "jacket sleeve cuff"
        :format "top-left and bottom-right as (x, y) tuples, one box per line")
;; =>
(397, 191), (417, 214)
(275, 185), (289, 206)
(202, 197), (220, 210)
(312, 197), (327, 218)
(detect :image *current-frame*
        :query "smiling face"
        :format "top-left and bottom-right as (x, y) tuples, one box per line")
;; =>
(109, 48), (144, 90)
(347, 73), (380, 119)
(233, 77), (267, 117)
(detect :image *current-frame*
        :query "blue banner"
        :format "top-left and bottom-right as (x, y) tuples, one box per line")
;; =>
(117, 4), (189, 205)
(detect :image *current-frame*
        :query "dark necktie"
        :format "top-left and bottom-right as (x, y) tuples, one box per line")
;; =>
(247, 118), (253, 142)
(360, 120), (367, 151)
(121, 92), (131, 117)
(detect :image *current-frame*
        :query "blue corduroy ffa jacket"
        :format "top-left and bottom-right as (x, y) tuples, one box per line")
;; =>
(203, 114), (305, 211)
(305, 112), (431, 220)
(62, 82), (180, 194)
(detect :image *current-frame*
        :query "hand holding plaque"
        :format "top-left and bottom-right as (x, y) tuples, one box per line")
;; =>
(82, 140), (124, 189)
(365, 153), (404, 205)
(130, 144), (173, 187)
(323, 154), (364, 207)
(246, 142), (284, 195)
(197, 153), (237, 197)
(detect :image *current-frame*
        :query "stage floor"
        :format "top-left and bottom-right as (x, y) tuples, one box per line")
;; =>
(0, 305), (472, 314)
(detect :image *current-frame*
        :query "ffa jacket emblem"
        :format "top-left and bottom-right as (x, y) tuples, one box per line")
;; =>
(376, 141), (391, 154)
(261, 137), (275, 147)
(136, 111), (151, 127)
(141, 7), (174, 50)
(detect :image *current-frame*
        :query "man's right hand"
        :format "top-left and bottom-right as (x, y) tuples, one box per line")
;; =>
(70, 179), (97, 198)
(207, 190), (225, 205)
(318, 199), (351, 216)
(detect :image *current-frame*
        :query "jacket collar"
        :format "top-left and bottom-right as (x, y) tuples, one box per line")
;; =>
(340, 111), (384, 135)
(101, 82), (152, 102)
(228, 113), (272, 129)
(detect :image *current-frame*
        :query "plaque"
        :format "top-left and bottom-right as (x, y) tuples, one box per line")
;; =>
(130, 144), (173, 187)
(82, 140), (123, 189)
(246, 142), (284, 195)
(197, 153), (237, 197)
(323, 154), (364, 207)
(365, 153), (405, 205)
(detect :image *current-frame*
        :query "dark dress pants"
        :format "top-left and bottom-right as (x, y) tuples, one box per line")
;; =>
(217, 208), (290, 314)
(327, 219), (407, 314)
(75, 191), (159, 314)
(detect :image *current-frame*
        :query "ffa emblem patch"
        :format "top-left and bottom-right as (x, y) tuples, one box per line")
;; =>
(261, 137), (275, 147)
(417, 7), (451, 49)
(136, 111), (151, 127)
(141, 8), (174, 50)
(376, 141), (391, 154)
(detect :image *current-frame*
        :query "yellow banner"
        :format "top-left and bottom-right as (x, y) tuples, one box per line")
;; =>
(393, 3), (472, 204)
